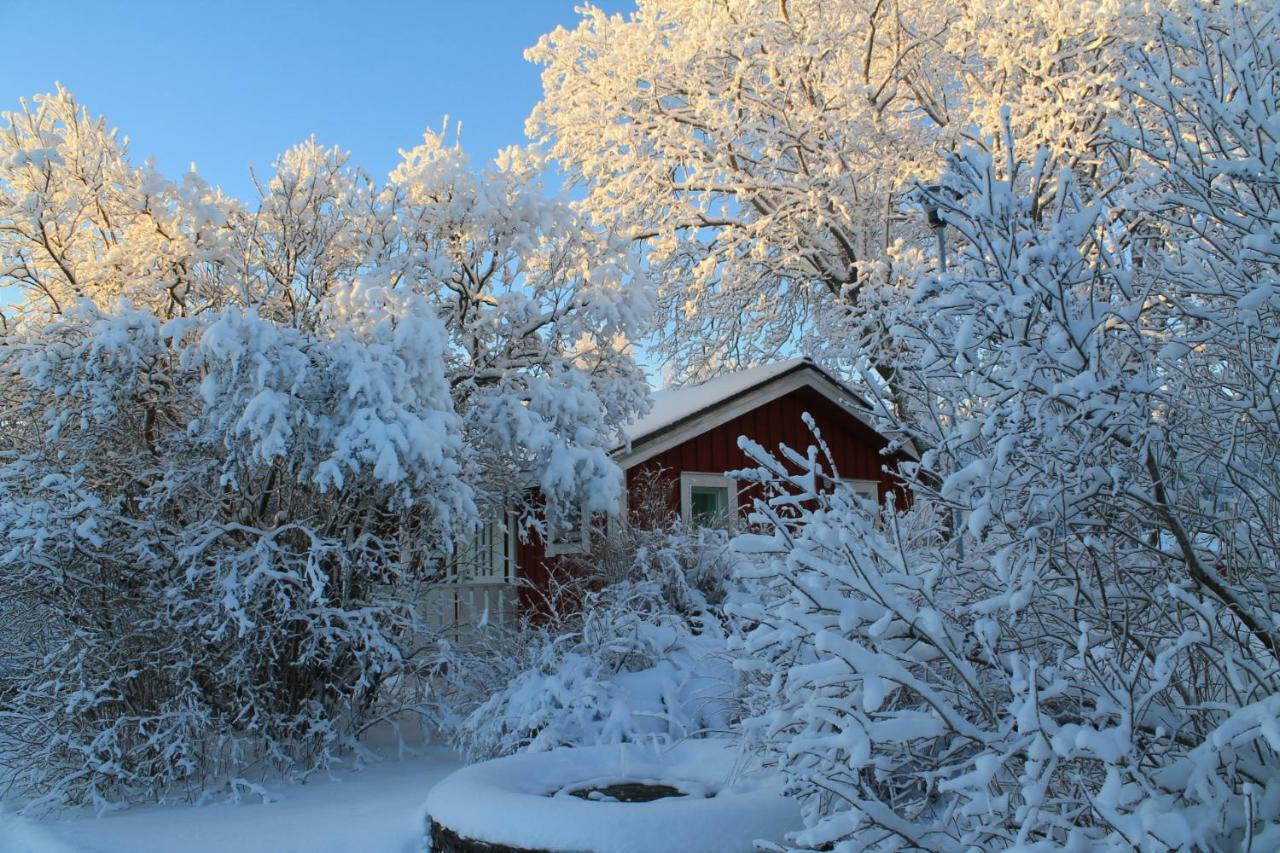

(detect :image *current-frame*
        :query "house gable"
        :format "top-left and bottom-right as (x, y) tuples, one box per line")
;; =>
(616, 360), (883, 470)
(623, 381), (905, 517)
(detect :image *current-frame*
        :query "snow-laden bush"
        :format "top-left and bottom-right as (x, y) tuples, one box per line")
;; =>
(734, 421), (1279, 851)
(450, 502), (741, 763)
(567, 466), (740, 615)
(733, 6), (1280, 849)
(453, 580), (734, 762)
(0, 294), (468, 811)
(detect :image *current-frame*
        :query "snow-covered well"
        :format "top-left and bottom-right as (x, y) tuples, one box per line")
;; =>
(424, 740), (799, 853)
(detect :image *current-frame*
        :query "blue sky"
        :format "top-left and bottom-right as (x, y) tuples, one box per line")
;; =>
(1, 0), (628, 199)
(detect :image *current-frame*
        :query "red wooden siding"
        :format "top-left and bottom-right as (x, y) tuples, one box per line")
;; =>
(517, 384), (908, 613)
(516, 527), (554, 614)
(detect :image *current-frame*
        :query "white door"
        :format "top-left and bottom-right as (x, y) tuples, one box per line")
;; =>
(425, 512), (518, 633)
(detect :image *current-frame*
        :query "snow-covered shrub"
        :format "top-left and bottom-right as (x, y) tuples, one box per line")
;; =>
(734, 6), (1280, 849)
(566, 466), (740, 615)
(0, 296), (468, 811)
(440, 472), (744, 765)
(448, 491), (743, 763)
(452, 578), (735, 763)
(734, 418), (1279, 851)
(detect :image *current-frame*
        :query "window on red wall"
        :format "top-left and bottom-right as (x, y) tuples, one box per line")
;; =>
(546, 501), (589, 556)
(680, 472), (738, 528)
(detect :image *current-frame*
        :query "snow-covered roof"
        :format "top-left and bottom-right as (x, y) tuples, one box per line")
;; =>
(622, 358), (812, 445)
(616, 357), (881, 467)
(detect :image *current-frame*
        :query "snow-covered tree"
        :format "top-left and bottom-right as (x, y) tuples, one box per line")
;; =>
(0, 94), (648, 807)
(732, 4), (1280, 849)
(0, 87), (233, 318)
(526, 0), (1166, 377)
(388, 134), (650, 526)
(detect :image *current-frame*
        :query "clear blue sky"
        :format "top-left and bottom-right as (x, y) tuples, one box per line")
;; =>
(1, 0), (629, 199)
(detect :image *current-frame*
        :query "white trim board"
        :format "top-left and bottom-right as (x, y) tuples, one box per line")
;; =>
(843, 478), (881, 505)
(615, 366), (879, 470)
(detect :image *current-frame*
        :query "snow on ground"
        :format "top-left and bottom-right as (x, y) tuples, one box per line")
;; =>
(1, 745), (461, 853)
(0, 810), (82, 853)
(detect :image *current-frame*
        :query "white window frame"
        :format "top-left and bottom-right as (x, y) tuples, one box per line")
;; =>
(546, 502), (590, 556)
(842, 478), (881, 507)
(680, 472), (738, 528)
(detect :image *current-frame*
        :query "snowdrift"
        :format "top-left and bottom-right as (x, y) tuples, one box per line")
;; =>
(424, 740), (800, 853)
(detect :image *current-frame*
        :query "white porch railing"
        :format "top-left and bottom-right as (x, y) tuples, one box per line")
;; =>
(422, 581), (519, 636)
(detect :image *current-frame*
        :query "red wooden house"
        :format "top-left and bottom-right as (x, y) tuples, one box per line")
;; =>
(427, 358), (906, 628)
